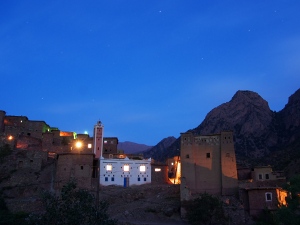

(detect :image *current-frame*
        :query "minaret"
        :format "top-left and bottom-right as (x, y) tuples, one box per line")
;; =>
(93, 121), (104, 159)
(0, 110), (6, 133)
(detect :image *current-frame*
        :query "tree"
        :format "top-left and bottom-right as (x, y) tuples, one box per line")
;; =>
(0, 194), (28, 225)
(182, 193), (228, 225)
(28, 181), (117, 225)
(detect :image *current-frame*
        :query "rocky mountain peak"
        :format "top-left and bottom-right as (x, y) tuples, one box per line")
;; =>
(231, 90), (271, 111)
(145, 88), (300, 165)
(195, 90), (273, 137)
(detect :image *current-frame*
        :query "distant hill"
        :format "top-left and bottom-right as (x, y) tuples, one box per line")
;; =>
(118, 141), (152, 154)
(143, 136), (177, 162)
(145, 88), (300, 174)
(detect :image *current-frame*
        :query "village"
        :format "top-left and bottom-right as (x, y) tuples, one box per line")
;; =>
(0, 109), (290, 224)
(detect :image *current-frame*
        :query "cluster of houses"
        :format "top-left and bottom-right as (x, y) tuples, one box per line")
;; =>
(0, 110), (288, 219)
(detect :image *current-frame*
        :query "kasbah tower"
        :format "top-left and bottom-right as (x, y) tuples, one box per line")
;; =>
(93, 121), (104, 159)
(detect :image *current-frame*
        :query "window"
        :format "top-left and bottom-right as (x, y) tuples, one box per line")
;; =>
(206, 153), (210, 158)
(138, 177), (140, 181)
(186, 154), (189, 158)
(123, 165), (130, 172)
(144, 178), (147, 181)
(111, 177), (114, 181)
(88, 144), (92, 148)
(155, 168), (161, 172)
(140, 165), (146, 172)
(106, 165), (112, 171)
(226, 153), (230, 157)
(81, 166), (84, 170)
(265, 192), (272, 201)
(105, 177), (108, 182)
(265, 174), (269, 180)
(258, 174), (263, 180)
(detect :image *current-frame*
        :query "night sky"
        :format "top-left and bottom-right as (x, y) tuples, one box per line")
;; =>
(1, 1), (300, 145)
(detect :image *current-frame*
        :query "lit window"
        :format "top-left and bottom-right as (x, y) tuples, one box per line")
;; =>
(104, 140), (108, 144)
(123, 165), (129, 172)
(265, 192), (272, 201)
(88, 144), (92, 148)
(106, 165), (112, 171)
(140, 165), (146, 172)
(155, 168), (161, 172)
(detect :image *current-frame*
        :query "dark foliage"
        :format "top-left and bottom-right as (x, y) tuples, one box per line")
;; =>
(0, 195), (28, 225)
(182, 193), (228, 225)
(28, 181), (117, 225)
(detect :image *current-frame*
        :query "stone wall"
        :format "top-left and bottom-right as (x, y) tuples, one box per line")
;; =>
(151, 163), (168, 184)
(55, 153), (94, 190)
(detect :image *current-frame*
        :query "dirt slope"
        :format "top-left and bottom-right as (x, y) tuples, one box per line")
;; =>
(99, 184), (188, 225)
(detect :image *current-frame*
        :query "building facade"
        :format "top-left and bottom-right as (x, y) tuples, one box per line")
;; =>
(180, 131), (238, 200)
(55, 153), (96, 190)
(99, 157), (151, 187)
(239, 187), (287, 217)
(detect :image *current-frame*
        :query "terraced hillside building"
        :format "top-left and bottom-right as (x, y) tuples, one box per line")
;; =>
(180, 131), (238, 200)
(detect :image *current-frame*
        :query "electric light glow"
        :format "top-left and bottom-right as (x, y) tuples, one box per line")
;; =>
(75, 141), (82, 148)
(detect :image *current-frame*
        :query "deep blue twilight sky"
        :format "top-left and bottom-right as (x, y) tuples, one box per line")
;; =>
(1, 1), (300, 146)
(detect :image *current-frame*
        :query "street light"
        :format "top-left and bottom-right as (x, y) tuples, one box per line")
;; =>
(75, 141), (82, 148)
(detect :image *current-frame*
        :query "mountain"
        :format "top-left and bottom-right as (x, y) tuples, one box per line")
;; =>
(145, 88), (300, 171)
(118, 141), (152, 154)
(143, 136), (177, 162)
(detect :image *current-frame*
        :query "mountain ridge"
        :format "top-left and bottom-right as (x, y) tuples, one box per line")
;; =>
(118, 141), (152, 154)
(144, 88), (300, 174)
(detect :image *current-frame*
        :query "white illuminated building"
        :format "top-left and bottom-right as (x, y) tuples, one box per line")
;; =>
(99, 156), (151, 187)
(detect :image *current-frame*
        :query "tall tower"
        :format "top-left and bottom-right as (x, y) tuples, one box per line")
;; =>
(0, 110), (6, 134)
(93, 121), (104, 159)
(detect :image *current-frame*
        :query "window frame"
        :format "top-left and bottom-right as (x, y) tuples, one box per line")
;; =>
(265, 192), (272, 201)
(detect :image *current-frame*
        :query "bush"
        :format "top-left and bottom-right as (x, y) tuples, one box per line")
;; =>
(182, 193), (228, 225)
(28, 180), (117, 225)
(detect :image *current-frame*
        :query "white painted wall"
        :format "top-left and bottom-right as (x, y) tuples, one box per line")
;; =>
(99, 157), (151, 186)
